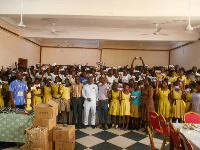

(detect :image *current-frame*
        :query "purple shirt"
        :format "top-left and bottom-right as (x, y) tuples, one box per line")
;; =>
(98, 83), (110, 100)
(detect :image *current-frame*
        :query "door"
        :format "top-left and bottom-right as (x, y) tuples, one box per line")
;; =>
(18, 58), (28, 68)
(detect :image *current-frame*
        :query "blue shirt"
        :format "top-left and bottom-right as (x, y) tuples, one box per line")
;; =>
(9, 79), (28, 105)
(80, 77), (88, 85)
(131, 90), (141, 106)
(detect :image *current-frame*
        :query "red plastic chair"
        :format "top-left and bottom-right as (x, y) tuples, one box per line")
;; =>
(159, 115), (170, 150)
(169, 122), (182, 150)
(184, 112), (200, 124)
(147, 127), (156, 150)
(149, 111), (162, 136)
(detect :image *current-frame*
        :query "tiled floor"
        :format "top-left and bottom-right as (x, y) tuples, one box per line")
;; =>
(0, 127), (170, 150)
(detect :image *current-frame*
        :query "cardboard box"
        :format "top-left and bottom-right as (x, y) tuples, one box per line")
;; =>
(34, 100), (58, 119)
(55, 136), (75, 150)
(49, 129), (53, 141)
(20, 144), (49, 150)
(33, 117), (56, 131)
(24, 126), (49, 148)
(49, 141), (55, 150)
(53, 125), (75, 142)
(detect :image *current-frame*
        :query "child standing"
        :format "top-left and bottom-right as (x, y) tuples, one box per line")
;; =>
(184, 83), (195, 113)
(119, 83), (131, 130)
(59, 79), (71, 124)
(26, 82), (32, 110)
(171, 80), (185, 123)
(130, 83), (141, 130)
(32, 78), (43, 110)
(43, 79), (53, 104)
(108, 82), (121, 129)
(156, 79), (171, 122)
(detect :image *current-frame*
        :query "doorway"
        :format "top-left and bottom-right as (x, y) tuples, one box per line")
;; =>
(18, 58), (28, 68)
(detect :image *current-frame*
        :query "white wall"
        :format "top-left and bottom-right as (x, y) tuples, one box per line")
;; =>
(0, 29), (40, 68)
(170, 41), (200, 70)
(41, 47), (101, 66)
(102, 49), (169, 67)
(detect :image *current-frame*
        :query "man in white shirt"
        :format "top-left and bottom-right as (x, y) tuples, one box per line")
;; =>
(82, 77), (98, 128)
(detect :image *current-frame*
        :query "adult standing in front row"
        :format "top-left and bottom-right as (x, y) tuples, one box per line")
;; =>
(9, 72), (28, 109)
(82, 77), (98, 129)
(97, 78), (110, 129)
(141, 78), (154, 130)
(71, 76), (83, 129)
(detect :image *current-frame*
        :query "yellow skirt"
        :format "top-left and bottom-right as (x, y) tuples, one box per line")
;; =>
(32, 97), (42, 110)
(26, 98), (32, 110)
(0, 97), (4, 108)
(172, 100), (185, 119)
(158, 99), (171, 118)
(43, 95), (52, 104)
(108, 99), (120, 116)
(120, 100), (130, 116)
(131, 105), (140, 118)
(185, 101), (192, 113)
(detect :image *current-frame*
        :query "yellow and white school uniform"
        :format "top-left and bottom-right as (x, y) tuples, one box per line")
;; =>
(108, 90), (120, 116)
(60, 86), (71, 112)
(43, 86), (52, 103)
(0, 88), (4, 108)
(32, 88), (42, 110)
(172, 90), (185, 119)
(185, 78), (190, 86)
(26, 92), (32, 110)
(185, 92), (192, 113)
(120, 92), (131, 116)
(168, 76), (177, 83)
(158, 88), (171, 118)
(179, 75), (187, 82)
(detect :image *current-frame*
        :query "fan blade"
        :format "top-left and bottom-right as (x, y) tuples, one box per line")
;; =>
(140, 33), (153, 35)
(193, 25), (200, 29)
(159, 33), (168, 36)
(55, 30), (69, 33)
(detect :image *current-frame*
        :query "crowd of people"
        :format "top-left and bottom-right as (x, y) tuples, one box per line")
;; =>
(0, 57), (200, 131)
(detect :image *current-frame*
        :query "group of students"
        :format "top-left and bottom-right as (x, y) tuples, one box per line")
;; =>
(0, 57), (200, 130)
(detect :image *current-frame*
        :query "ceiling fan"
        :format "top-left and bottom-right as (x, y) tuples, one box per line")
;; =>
(51, 23), (65, 34)
(17, 0), (26, 28)
(186, 0), (200, 31)
(140, 23), (168, 36)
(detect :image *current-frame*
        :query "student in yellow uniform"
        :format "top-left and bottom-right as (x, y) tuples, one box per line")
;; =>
(26, 82), (32, 110)
(119, 83), (132, 130)
(184, 83), (195, 113)
(108, 82), (120, 129)
(43, 79), (53, 104)
(174, 65), (180, 77)
(178, 69), (187, 82)
(168, 70), (177, 83)
(2, 76), (10, 107)
(185, 72), (191, 86)
(171, 80), (185, 123)
(52, 76), (63, 123)
(59, 79), (71, 124)
(0, 86), (4, 108)
(156, 79), (172, 122)
(32, 78), (43, 110)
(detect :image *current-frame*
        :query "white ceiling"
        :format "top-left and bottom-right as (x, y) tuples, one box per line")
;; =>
(0, 0), (200, 47)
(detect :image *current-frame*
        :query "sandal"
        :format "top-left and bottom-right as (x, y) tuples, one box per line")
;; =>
(112, 124), (115, 128)
(115, 125), (118, 129)
(121, 126), (124, 130)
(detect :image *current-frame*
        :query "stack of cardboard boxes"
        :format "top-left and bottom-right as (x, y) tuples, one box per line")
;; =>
(20, 100), (75, 150)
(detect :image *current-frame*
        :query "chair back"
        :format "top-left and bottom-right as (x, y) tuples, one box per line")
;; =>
(149, 111), (162, 134)
(147, 127), (156, 150)
(169, 122), (182, 150)
(184, 112), (200, 124)
(178, 131), (193, 150)
(159, 114), (170, 140)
